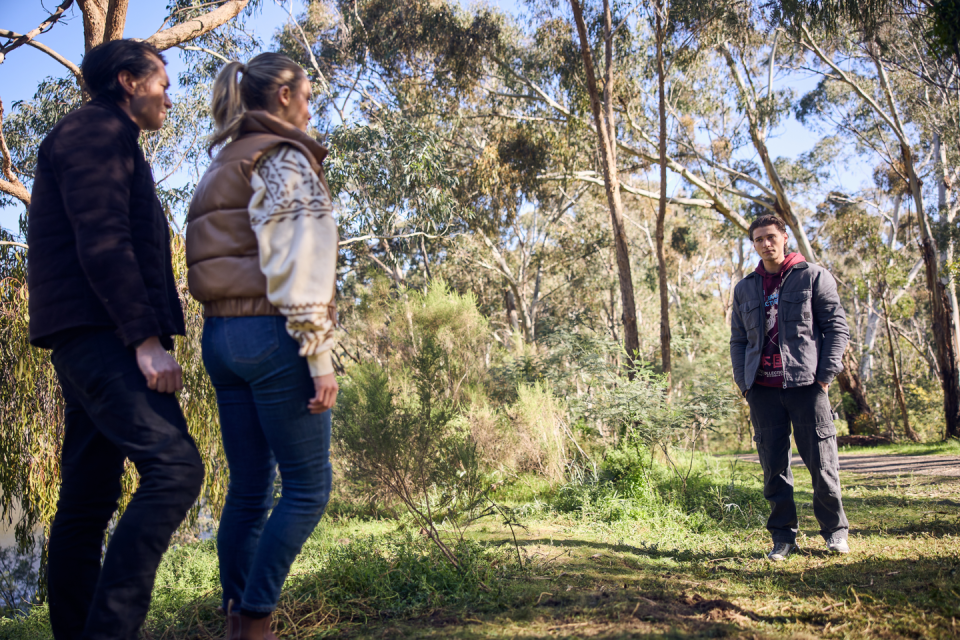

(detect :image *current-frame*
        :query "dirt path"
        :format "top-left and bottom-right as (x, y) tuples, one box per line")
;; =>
(731, 452), (960, 477)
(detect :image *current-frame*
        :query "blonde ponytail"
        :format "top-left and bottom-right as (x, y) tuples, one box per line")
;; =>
(207, 53), (306, 154)
(209, 61), (246, 154)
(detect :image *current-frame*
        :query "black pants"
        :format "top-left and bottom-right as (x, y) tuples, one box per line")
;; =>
(47, 329), (204, 640)
(746, 383), (849, 545)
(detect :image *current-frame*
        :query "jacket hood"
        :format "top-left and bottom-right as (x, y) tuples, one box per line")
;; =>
(754, 252), (806, 277)
(237, 110), (328, 167)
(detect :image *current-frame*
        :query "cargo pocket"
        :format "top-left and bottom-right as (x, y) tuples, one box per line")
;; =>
(740, 298), (762, 342)
(815, 421), (838, 471)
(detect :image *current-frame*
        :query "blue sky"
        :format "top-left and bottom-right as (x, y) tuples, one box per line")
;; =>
(0, 1), (869, 236)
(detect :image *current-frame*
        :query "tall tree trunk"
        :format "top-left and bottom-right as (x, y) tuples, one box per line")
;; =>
(655, 0), (671, 381)
(504, 288), (519, 335)
(903, 141), (960, 438)
(836, 346), (876, 435)
(881, 290), (919, 441)
(868, 46), (960, 438)
(570, 0), (640, 369)
(935, 134), (960, 359)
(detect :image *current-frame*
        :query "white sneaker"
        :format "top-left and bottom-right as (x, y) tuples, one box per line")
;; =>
(827, 538), (850, 554)
(767, 542), (795, 561)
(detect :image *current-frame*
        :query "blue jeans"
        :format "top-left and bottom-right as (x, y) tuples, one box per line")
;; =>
(202, 316), (332, 614)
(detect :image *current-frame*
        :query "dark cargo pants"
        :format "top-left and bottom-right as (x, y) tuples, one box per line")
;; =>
(747, 383), (849, 545)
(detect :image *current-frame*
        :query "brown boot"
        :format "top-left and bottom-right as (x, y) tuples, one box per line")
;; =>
(238, 612), (278, 640)
(223, 600), (241, 640)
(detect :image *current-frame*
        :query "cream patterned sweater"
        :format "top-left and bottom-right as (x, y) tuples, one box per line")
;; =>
(248, 144), (338, 377)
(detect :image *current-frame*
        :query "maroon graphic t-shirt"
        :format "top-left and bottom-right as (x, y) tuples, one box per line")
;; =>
(754, 252), (806, 388)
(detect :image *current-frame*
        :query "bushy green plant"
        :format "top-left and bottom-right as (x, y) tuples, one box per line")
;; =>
(288, 533), (518, 621)
(334, 338), (491, 568)
(507, 382), (568, 481)
(0, 603), (50, 640)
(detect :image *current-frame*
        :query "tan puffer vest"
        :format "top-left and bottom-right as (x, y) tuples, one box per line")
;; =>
(185, 111), (328, 316)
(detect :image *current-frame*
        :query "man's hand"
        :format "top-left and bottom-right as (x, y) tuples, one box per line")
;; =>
(136, 336), (183, 393)
(309, 373), (339, 414)
(817, 380), (829, 391)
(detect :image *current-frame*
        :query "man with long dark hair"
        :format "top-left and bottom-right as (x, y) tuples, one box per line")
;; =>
(27, 39), (203, 639)
(730, 214), (850, 562)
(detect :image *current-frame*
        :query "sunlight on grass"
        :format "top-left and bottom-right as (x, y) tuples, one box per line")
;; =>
(5, 447), (959, 639)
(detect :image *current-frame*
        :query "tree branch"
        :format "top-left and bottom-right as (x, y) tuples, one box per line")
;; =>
(338, 231), (446, 247)
(0, 0), (74, 62)
(104, 0), (128, 43)
(541, 171), (716, 208)
(145, 0), (250, 52)
(799, 25), (907, 147)
(0, 29), (81, 82)
(178, 44), (231, 63)
(0, 98), (31, 207)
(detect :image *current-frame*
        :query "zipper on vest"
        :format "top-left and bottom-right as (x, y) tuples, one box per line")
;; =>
(778, 268), (793, 389)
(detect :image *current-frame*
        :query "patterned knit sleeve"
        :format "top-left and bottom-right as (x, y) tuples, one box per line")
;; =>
(248, 144), (339, 377)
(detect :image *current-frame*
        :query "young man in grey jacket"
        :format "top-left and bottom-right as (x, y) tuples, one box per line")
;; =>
(730, 214), (850, 561)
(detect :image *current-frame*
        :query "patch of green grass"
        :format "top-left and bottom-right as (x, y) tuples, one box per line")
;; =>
(838, 438), (960, 457)
(0, 604), (50, 640)
(6, 453), (960, 639)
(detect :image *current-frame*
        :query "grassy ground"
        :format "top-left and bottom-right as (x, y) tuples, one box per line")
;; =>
(718, 433), (960, 458)
(836, 439), (960, 457)
(3, 454), (960, 639)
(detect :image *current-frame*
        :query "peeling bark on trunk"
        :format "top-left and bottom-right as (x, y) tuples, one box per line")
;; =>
(77, 0), (107, 51)
(936, 134), (960, 359)
(904, 141), (960, 439)
(570, 0), (640, 369)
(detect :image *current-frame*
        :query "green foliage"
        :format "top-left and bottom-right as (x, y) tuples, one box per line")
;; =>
(0, 603), (50, 640)
(508, 382), (568, 481)
(0, 250), (64, 551)
(581, 363), (738, 448)
(926, 0), (960, 62)
(289, 534), (517, 619)
(550, 444), (767, 536)
(327, 114), (462, 237)
(768, 0), (899, 37)
(338, 0), (503, 91)
(0, 237), (227, 554)
(335, 284), (495, 566)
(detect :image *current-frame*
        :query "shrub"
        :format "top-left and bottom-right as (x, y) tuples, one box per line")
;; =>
(508, 382), (567, 481)
(286, 534), (518, 622)
(334, 339), (489, 568)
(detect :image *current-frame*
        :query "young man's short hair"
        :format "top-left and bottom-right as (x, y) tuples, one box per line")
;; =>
(748, 215), (788, 241)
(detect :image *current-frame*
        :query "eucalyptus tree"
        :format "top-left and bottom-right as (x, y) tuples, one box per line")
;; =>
(796, 14), (960, 437)
(822, 192), (925, 438)
(568, 0), (641, 367)
(276, 0), (616, 349)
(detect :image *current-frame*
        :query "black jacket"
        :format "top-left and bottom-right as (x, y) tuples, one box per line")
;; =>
(27, 97), (185, 350)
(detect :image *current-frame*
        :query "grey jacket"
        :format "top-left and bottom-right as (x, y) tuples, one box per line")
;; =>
(730, 261), (849, 394)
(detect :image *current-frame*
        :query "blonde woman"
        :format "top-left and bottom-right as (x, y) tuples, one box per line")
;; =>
(185, 53), (338, 639)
